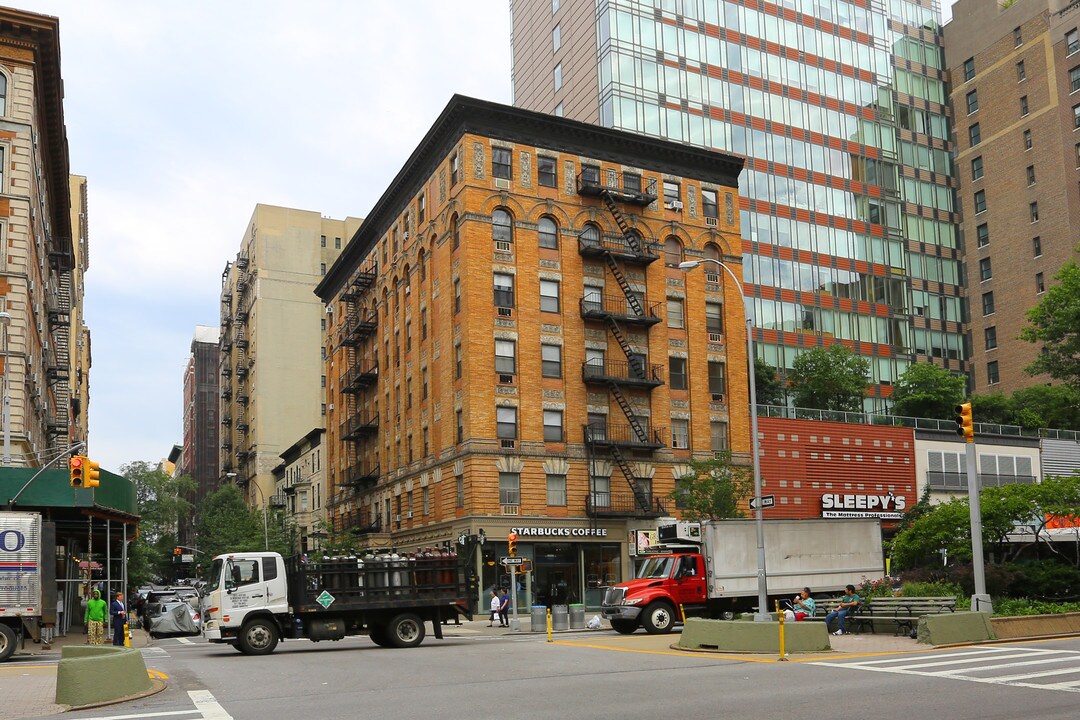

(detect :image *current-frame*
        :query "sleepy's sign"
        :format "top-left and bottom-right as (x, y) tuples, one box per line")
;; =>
(821, 493), (906, 520)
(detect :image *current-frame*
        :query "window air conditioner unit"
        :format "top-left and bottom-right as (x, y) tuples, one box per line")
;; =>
(406, 511), (413, 519)
(711, 393), (725, 403)
(395, 514), (401, 523)
(495, 241), (512, 252)
(498, 374), (514, 385)
(497, 307), (512, 317)
(325, 305), (334, 314)
(495, 178), (511, 190)
(665, 200), (684, 211)
(708, 332), (723, 343)
(328, 403), (334, 411)
(705, 217), (717, 226)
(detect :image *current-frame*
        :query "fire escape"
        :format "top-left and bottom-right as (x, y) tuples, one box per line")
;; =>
(335, 265), (381, 535)
(219, 275), (234, 474)
(232, 255), (255, 483)
(577, 169), (666, 518)
(46, 258), (72, 444)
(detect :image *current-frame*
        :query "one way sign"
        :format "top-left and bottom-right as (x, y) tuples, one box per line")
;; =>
(749, 495), (775, 510)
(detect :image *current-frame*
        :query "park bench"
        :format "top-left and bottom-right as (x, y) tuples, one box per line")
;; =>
(849, 596), (957, 636)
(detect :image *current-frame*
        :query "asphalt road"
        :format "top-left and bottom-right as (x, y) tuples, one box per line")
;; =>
(35, 631), (1080, 720)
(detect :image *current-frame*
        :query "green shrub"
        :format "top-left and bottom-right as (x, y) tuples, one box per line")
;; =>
(992, 598), (1080, 616)
(900, 581), (964, 597)
(1006, 560), (1080, 601)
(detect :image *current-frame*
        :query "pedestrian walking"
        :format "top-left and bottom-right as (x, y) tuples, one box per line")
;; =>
(56, 588), (66, 637)
(84, 589), (107, 645)
(488, 590), (500, 627)
(498, 589), (510, 627)
(110, 592), (127, 646)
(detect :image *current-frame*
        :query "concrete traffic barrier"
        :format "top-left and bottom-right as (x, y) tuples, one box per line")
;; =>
(917, 611), (995, 645)
(678, 617), (831, 653)
(991, 612), (1080, 640)
(55, 645), (154, 707)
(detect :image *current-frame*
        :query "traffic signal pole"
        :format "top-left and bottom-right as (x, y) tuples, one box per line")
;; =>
(6, 441), (86, 509)
(955, 403), (992, 614)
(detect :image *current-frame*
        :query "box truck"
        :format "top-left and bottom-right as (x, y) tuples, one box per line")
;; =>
(0, 511), (45, 661)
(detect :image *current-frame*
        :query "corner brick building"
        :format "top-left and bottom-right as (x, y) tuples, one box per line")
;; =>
(946, 0), (1080, 392)
(316, 95), (748, 609)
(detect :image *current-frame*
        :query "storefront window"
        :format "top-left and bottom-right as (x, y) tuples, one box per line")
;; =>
(534, 543), (576, 607)
(583, 544), (622, 608)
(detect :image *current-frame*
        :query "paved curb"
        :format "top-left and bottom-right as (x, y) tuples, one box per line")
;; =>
(65, 678), (167, 712)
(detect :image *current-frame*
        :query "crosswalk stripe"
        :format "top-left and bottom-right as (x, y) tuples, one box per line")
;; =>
(845, 647), (1014, 665)
(937, 655), (1080, 676)
(887, 651), (1071, 671)
(989, 665), (1080, 683)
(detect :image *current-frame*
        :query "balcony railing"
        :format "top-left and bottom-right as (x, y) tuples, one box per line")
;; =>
(341, 414), (379, 441)
(343, 462), (380, 487)
(576, 172), (657, 205)
(577, 233), (660, 264)
(582, 359), (664, 387)
(341, 362), (378, 393)
(585, 492), (667, 518)
(580, 293), (662, 325)
(928, 472), (1037, 491)
(583, 422), (666, 449)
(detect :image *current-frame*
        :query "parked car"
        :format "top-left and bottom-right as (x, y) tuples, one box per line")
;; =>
(148, 601), (200, 638)
(141, 590), (181, 630)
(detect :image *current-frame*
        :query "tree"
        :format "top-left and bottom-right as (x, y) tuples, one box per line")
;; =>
(890, 362), (966, 420)
(195, 484), (294, 563)
(669, 452), (753, 521)
(788, 344), (869, 412)
(754, 358), (785, 407)
(971, 392), (1013, 425)
(1010, 385), (1080, 431)
(1020, 259), (1080, 388)
(122, 461), (194, 587)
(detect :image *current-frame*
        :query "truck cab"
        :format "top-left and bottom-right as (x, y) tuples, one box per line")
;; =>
(202, 552), (289, 653)
(602, 548), (706, 635)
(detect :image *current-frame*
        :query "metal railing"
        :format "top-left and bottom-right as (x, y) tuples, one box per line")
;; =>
(583, 422), (666, 448)
(927, 472), (1037, 490)
(582, 359), (664, 385)
(580, 293), (662, 322)
(585, 492), (666, 517)
(577, 233), (661, 260)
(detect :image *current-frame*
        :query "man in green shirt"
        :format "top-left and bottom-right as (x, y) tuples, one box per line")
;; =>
(826, 584), (862, 635)
(84, 589), (107, 645)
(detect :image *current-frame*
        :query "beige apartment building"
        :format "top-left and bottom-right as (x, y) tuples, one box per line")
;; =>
(273, 428), (326, 553)
(68, 174), (91, 449)
(0, 10), (86, 465)
(219, 205), (361, 511)
(945, 0), (1080, 392)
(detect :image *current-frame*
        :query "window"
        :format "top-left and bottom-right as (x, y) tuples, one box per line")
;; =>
(669, 357), (688, 390)
(320, 263), (326, 276)
(553, 63), (563, 91)
(1030, 201), (1039, 222)
(496, 406), (517, 439)
(499, 472), (520, 506)
(1024, 129), (1033, 149)
(1033, 236), (1042, 257)
(710, 421), (728, 453)
(1075, 105), (1080, 129)
(705, 302), (723, 336)
(708, 361), (726, 397)
(663, 181), (680, 205)
(1072, 66), (1080, 92)
(1014, 26), (1022, 46)
(421, 308), (427, 339)
(672, 418), (690, 449)
(1069, 28), (1080, 55)
(456, 411), (464, 445)
(554, 102), (564, 117)
(538, 156), (557, 187)
(1036, 272), (1045, 293)
(543, 410), (564, 442)
(417, 193), (425, 224)
(968, 123), (981, 147)
(966, 90), (978, 114)
(552, 0), (559, 12)
(971, 156), (983, 180)
(0, 74), (6, 115)
(963, 57), (975, 81)
(451, 213), (460, 249)
(580, 164), (600, 186)
(982, 291), (995, 316)
(450, 152), (459, 185)
(492, 147), (512, 180)
(495, 339), (516, 374)
(1018, 95), (1028, 116)
(623, 172), (641, 194)
(423, 486), (430, 515)
(552, 24), (561, 52)
(539, 279), (560, 312)
(494, 272), (514, 307)
(984, 326), (998, 350)
(546, 474), (567, 506)
(976, 223), (989, 248)
(667, 298), (685, 328)
(701, 189), (718, 218)
(422, 367), (428, 399)
(664, 238), (683, 267)
(538, 217), (558, 249)
(979, 257), (992, 282)
(1027, 165), (1036, 185)
(974, 190), (986, 214)
(1017, 60), (1026, 81)
(335, 237), (341, 249)
(492, 208), (513, 242)
(320, 234), (326, 248)
(455, 344), (462, 379)
(987, 361), (1000, 385)
(454, 278), (461, 314)
(590, 474), (610, 507)
(541, 344), (562, 378)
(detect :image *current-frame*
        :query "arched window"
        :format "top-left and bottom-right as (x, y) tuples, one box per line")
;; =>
(580, 223), (601, 248)
(703, 243), (721, 262)
(538, 216), (559, 249)
(0, 74), (7, 116)
(451, 214), (460, 250)
(402, 265), (411, 296)
(418, 249), (426, 282)
(664, 237), (683, 267)
(492, 208), (513, 243)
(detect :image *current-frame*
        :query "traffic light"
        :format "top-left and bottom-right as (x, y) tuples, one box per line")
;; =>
(85, 458), (101, 488)
(507, 532), (517, 557)
(955, 403), (974, 443)
(174, 547), (182, 556)
(69, 455), (85, 487)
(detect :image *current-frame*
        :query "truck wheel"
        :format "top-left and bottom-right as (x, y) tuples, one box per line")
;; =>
(238, 618), (279, 655)
(610, 620), (638, 635)
(641, 603), (676, 634)
(0, 624), (16, 662)
(386, 613), (425, 648)
(368, 625), (391, 647)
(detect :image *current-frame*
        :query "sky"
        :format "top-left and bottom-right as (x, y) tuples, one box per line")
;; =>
(20, 1), (513, 470)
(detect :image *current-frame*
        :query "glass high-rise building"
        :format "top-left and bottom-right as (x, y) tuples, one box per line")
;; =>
(512, 0), (965, 409)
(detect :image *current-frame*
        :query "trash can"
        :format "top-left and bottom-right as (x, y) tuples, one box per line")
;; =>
(530, 606), (547, 632)
(551, 604), (569, 631)
(569, 604), (586, 630)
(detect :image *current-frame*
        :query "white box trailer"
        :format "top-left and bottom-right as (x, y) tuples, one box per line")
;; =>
(0, 511), (43, 661)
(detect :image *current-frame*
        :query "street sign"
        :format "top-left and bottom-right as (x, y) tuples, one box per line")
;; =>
(500, 557), (524, 566)
(749, 495), (775, 510)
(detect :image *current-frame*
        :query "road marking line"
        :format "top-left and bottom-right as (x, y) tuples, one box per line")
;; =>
(552, 640), (754, 660)
(147, 669), (170, 679)
(937, 655), (1080, 676)
(189, 689), (232, 719)
(176, 637), (194, 645)
(846, 647), (1015, 666)
(0, 664), (56, 670)
(988, 665), (1080, 683)
(1040, 678), (1080, 689)
(83, 710), (199, 720)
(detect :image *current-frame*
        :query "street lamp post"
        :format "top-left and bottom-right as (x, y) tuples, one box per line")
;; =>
(0, 310), (12, 466)
(227, 472), (268, 551)
(679, 258), (770, 622)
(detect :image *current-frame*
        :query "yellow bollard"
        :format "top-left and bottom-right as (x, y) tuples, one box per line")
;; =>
(679, 603), (687, 624)
(775, 600), (788, 662)
(546, 607), (553, 643)
(123, 621), (131, 648)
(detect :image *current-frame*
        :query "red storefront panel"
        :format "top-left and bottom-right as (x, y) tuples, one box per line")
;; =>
(755, 417), (917, 525)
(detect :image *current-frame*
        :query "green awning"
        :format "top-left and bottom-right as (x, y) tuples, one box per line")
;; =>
(1, 467), (137, 518)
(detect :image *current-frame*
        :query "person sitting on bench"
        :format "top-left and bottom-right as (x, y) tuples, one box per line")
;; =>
(825, 584), (861, 635)
(785, 587), (815, 621)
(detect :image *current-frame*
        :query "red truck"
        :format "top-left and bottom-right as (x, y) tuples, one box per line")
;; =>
(602, 519), (884, 634)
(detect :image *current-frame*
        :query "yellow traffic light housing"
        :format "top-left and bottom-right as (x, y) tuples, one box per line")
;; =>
(85, 458), (101, 488)
(955, 403), (974, 443)
(69, 455), (85, 487)
(507, 532), (518, 557)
